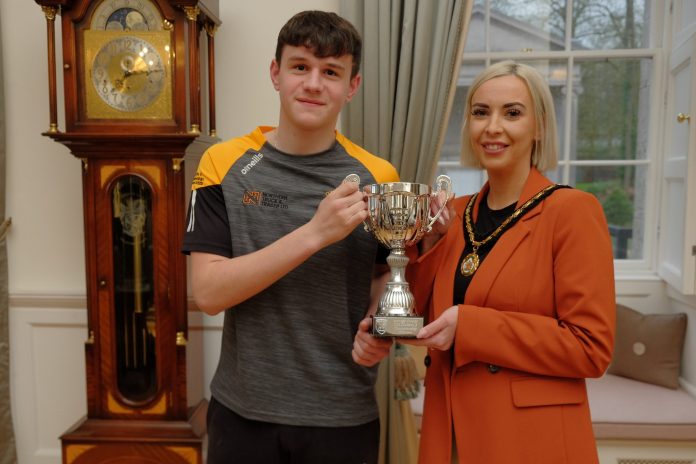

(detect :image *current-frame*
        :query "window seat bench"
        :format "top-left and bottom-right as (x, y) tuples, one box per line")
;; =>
(587, 373), (696, 463)
(587, 373), (696, 441)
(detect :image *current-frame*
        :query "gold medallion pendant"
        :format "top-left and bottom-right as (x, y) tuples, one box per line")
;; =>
(460, 184), (563, 277)
(460, 252), (480, 276)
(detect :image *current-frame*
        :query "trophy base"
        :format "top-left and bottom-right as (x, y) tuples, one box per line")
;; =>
(371, 315), (424, 338)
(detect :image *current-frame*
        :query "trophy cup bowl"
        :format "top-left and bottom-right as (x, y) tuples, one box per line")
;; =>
(363, 175), (452, 337)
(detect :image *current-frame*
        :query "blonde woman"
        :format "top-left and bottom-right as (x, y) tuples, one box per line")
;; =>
(402, 61), (615, 464)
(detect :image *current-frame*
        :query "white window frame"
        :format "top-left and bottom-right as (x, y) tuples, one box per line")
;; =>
(438, 0), (669, 278)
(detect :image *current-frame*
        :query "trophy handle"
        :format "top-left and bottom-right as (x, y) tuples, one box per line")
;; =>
(426, 175), (453, 230)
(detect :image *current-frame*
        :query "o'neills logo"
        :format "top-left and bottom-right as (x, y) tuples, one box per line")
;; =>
(241, 153), (264, 175)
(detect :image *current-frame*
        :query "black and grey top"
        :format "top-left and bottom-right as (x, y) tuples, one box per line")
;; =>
(182, 126), (399, 426)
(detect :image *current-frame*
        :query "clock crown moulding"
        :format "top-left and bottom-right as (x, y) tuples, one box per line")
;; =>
(36, 0), (221, 140)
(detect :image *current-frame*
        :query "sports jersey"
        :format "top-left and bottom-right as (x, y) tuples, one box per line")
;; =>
(182, 126), (399, 426)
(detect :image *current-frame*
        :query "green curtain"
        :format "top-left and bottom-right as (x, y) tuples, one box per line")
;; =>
(0, 12), (17, 464)
(339, 1), (472, 463)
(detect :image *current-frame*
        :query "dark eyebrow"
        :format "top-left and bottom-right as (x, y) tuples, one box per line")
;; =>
(324, 62), (347, 71)
(285, 56), (309, 65)
(285, 55), (347, 71)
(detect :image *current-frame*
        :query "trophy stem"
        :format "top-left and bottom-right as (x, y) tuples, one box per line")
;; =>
(379, 248), (415, 317)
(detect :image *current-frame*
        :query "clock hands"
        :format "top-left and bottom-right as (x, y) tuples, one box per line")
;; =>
(124, 67), (164, 78)
(114, 67), (165, 92)
(111, 52), (164, 92)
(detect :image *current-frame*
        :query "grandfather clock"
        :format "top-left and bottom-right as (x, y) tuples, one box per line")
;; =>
(34, 1), (220, 462)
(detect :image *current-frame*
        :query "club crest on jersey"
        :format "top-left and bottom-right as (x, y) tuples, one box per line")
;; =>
(242, 190), (289, 209)
(241, 152), (264, 175)
(243, 191), (262, 206)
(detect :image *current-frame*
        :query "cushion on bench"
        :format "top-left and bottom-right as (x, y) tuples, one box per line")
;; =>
(608, 305), (687, 389)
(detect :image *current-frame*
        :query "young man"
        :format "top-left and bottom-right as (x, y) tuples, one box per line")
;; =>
(182, 10), (397, 464)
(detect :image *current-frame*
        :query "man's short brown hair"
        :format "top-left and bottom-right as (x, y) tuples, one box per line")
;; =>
(275, 10), (362, 78)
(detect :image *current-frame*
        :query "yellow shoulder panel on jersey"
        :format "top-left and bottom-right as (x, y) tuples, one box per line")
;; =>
(336, 132), (400, 183)
(191, 127), (269, 190)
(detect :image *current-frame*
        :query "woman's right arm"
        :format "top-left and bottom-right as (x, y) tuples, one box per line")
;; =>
(407, 196), (459, 316)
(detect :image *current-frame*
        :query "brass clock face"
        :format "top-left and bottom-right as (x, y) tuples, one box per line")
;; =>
(92, 35), (165, 112)
(84, 30), (173, 120)
(91, 0), (163, 31)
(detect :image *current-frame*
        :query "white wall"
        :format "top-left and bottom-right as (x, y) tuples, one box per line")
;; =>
(1, 1), (338, 463)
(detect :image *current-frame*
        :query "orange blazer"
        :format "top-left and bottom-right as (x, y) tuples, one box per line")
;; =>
(408, 168), (615, 464)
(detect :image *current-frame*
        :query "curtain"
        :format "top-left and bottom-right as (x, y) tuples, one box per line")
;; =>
(373, 343), (421, 464)
(0, 13), (17, 464)
(341, 0), (472, 184)
(339, 1), (472, 463)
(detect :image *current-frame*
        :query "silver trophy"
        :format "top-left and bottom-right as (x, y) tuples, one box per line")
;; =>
(360, 174), (453, 337)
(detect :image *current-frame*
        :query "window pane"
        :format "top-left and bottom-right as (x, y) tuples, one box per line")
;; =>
(490, 0), (566, 52)
(571, 165), (646, 259)
(544, 166), (562, 183)
(441, 86), (467, 163)
(573, 58), (652, 161)
(441, 61), (487, 163)
(440, 61), (489, 196)
(571, 0), (649, 50)
(465, 0), (486, 53)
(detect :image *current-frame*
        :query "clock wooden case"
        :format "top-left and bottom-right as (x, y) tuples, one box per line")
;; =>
(34, 1), (220, 463)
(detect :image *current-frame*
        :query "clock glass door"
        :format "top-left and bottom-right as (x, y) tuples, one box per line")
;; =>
(112, 175), (157, 402)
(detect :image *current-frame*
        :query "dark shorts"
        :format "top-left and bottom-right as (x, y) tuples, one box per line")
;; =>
(206, 396), (380, 464)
